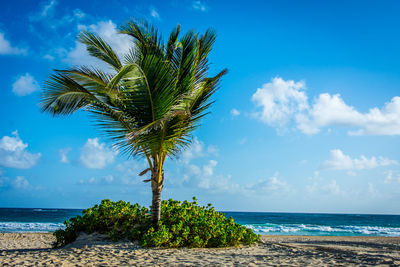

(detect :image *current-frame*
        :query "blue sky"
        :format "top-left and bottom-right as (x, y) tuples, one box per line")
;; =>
(1, 0), (400, 214)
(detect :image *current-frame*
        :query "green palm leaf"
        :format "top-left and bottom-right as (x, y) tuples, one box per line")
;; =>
(78, 31), (123, 71)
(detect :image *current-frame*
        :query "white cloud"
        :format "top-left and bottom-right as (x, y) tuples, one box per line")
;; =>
(43, 47), (67, 61)
(196, 175), (211, 189)
(66, 42), (94, 66)
(194, 161), (239, 192)
(55, 9), (86, 26)
(103, 175), (114, 183)
(253, 77), (400, 136)
(0, 131), (41, 169)
(29, 0), (58, 21)
(0, 170), (38, 190)
(295, 93), (361, 134)
(192, 1), (207, 11)
(80, 138), (118, 169)
(40, 0), (57, 18)
(43, 54), (54, 60)
(115, 160), (141, 175)
(179, 137), (205, 163)
(14, 176), (30, 189)
(323, 180), (343, 195)
(65, 20), (132, 70)
(246, 173), (291, 194)
(198, 174), (238, 192)
(186, 160), (218, 189)
(186, 164), (201, 176)
(0, 32), (27, 55)
(297, 94), (400, 135)
(59, 148), (71, 163)
(79, 177), (94, 184)
(306, 173), (346, 197)
(178, 137), (219, 164)
(306, 182), (318, 194)
(150, 7), (160, 19)
(202, 160), (217, 176)
(267, 176), (290, 192)
(385, 170), (400, 184)
(12, 73), (40, 96)
(207, 145), (219, 155)
(252, 77), (308, 128)
(231, 108), (240, 116)
(305, 171), (320, 193)
(173, 137), (292, 196)
(79, 175), (115, 185)
(195, 166), (291, 196)
(178, 158), (238, 193)
(115, 159), (147, 185)
(0, 172), (36, 190)
(72, 9), (85, 19)
(173, 138), (281, 194)
(30, 0), (84, 30)
(320, 149), (397, 171)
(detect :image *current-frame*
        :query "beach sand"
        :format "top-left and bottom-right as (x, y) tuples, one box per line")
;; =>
(0, 233), (399, 266)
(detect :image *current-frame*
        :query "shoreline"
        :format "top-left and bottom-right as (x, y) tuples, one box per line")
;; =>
(3, 231), (400, 238)
(1, 233), (399, 266)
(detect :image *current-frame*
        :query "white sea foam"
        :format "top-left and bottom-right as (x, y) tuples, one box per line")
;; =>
(0, 222), (65, 232)
(33, 209), (59, 212)
(245, 223), (400, 236)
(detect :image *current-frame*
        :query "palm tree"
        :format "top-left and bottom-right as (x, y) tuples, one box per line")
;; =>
(40, 20), (227, 227)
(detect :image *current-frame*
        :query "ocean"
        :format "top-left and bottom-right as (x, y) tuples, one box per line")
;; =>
(1, 208), (400, 236)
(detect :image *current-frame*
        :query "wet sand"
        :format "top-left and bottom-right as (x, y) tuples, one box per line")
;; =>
(1, 233), (399, 266)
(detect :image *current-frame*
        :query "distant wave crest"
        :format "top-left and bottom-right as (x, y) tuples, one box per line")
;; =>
(245, 223), (400, 236)
(33, 209), (59, 212)
(0, 222), (65, 233)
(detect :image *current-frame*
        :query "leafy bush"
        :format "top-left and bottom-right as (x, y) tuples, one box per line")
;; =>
(53, 198), (260, 248)
(53, 199), (149, 247)
(142, 198), (260, 247)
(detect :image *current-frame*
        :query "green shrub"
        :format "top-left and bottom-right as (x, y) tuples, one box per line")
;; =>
(53, 198), (260, 248)
(53, 199), (149, 247)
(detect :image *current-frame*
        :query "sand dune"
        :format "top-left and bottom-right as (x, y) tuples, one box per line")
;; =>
(1, 233), (399, 266)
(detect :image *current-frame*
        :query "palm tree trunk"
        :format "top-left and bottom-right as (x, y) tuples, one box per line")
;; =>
(151, 186), (162, 228)
(151, 167), (164, 229)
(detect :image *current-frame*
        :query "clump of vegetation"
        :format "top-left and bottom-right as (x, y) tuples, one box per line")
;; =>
(142, 198), (260, 248)
(54, 198), (259, 248)
(53, 199), (150, 247)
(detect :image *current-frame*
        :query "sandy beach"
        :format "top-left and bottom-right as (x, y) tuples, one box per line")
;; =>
(0, 233), (399, 266)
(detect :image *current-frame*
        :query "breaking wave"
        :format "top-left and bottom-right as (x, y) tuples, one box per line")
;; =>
(245, 223), (400, 236)
(0, 222), (65, 233)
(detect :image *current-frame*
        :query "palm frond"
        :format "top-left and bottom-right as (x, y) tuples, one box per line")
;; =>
(42, 20), (227, 163)
(119, 20), (164, 57)
(40, 72), (97, 115)
(166, 25), (181, 61)
(79, 31), (122, 71)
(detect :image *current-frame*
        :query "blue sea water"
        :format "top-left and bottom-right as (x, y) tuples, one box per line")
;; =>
(223, 212), (400, 236)
(0, 208), (81, 233)
(1, 208), (400, 236)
